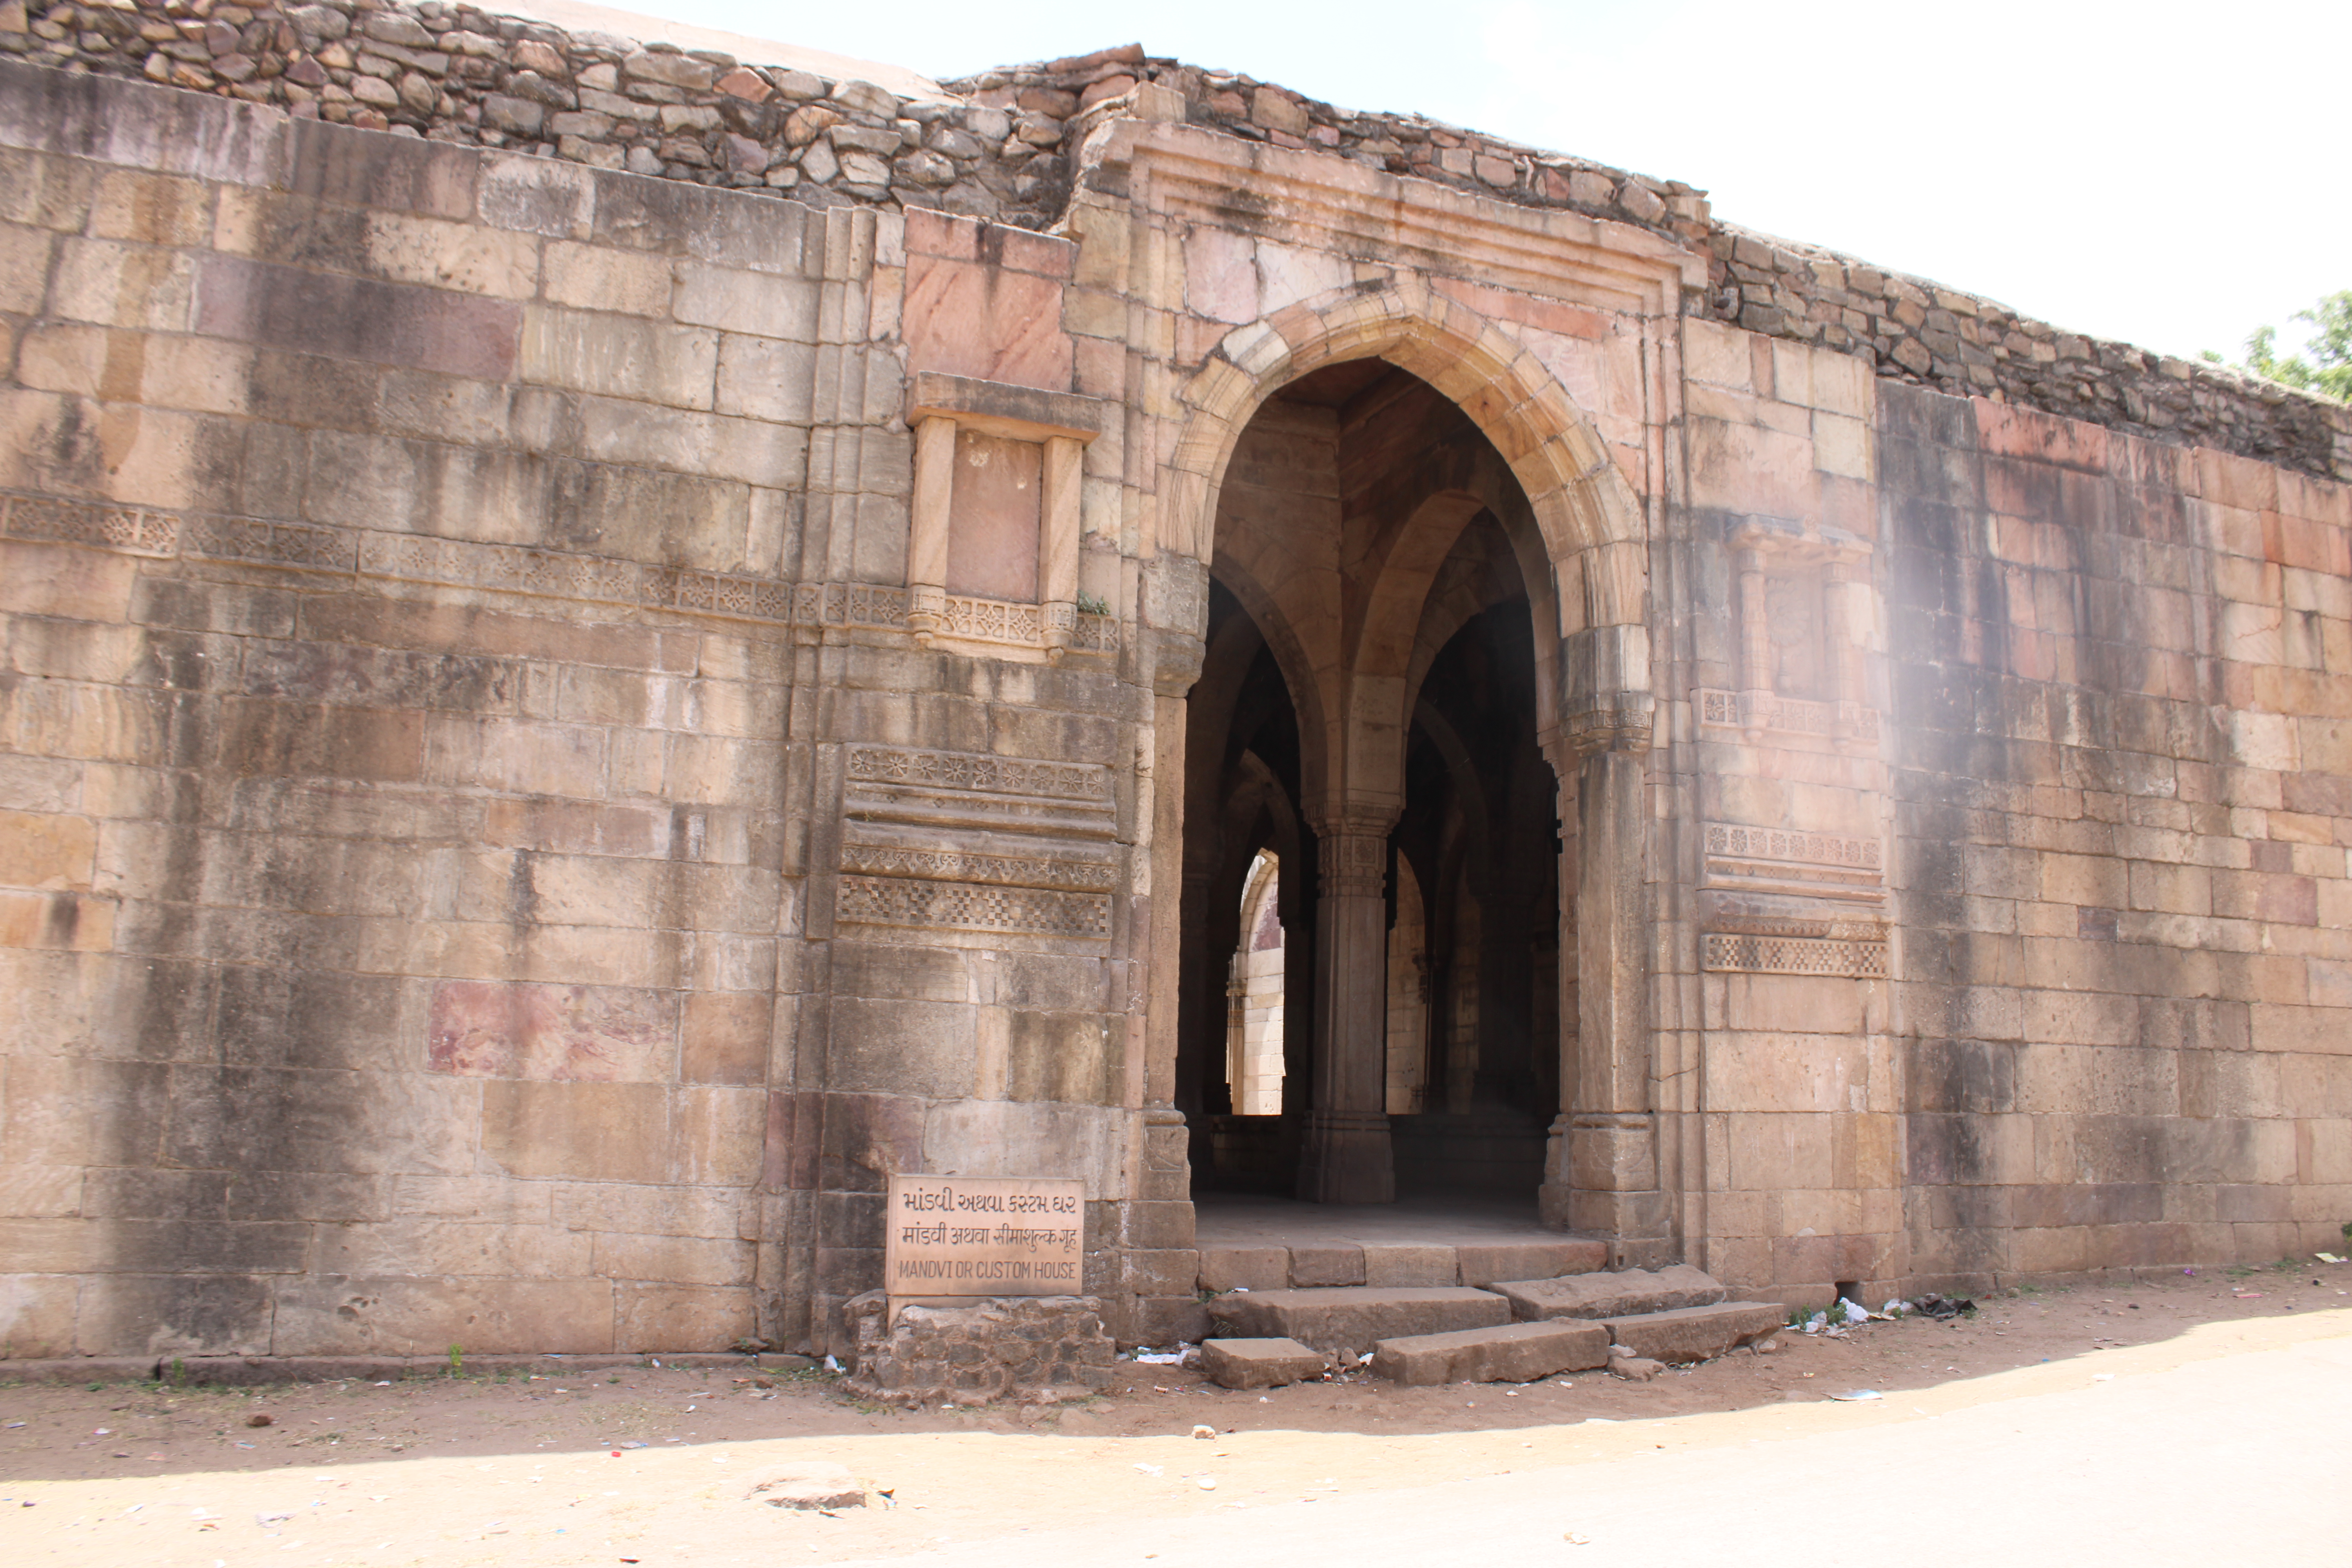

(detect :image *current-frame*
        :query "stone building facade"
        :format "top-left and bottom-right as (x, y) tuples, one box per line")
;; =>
(2, 3), (2349, 1361)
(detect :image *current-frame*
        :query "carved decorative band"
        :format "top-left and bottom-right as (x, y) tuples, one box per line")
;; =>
(0, 493), (179, 557)
(1706, 913), (1886, 942)
(1697, 688), (1879, 742)
(1562, 692), (1656, 755)
(837, 875), (1112, 939)
(0, 491), (1117, 651)
(847, 747), (1112, 803)
(1701, 932), (1889, 978)
(1703, 822), (1882, 873)
(838, 842), (1117, 892)
(1317, 831), (1388, 899)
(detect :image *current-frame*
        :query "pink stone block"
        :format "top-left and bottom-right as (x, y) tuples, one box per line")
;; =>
(1973, 397), (2109, 472)
(904, 207), (979, 261)
(944, 429), (1041, 601)
(1184, 227), (1258, 325)
(901, 252), (1072, 390)
(1432, 275), (1607, 341)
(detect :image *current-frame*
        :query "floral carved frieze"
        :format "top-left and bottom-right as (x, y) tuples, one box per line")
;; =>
(837, 842), (1117, 893)
(835, 746), (1122, 942)
(845, 748), (1112, 804)
(1696, 688), (1878, 744)
(1702, 819), (1885, 906)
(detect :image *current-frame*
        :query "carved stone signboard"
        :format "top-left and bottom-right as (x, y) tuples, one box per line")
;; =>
(885, 1174), (1086, 1298)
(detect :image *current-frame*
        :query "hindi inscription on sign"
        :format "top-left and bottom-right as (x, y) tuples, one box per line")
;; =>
(884, 1174), (1085, 1298)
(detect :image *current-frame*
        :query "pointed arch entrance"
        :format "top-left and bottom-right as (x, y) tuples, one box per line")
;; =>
(1150, 281), (1661, 1248)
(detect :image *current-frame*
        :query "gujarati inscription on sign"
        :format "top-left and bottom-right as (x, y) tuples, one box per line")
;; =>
(884, 1174), (1085, 1298)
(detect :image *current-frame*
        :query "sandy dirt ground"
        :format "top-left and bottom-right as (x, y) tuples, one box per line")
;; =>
(3, 1260), (2346, 1565)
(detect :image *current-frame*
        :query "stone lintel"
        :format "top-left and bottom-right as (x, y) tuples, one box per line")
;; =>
(908, 371), (1109, 443)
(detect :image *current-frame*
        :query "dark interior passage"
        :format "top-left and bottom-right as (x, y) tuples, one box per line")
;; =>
(1175, 360), (1571, 1204)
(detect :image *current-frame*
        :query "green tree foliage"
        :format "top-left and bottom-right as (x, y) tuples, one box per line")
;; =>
(2205, 291), (2352, 401)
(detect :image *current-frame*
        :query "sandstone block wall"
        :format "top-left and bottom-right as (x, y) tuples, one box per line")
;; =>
(0, 59), (888, 1358)
(1881, 388), (2352, 1282)
(1666, 318), (1900, 1290)
(5, 22), (2352, 1357)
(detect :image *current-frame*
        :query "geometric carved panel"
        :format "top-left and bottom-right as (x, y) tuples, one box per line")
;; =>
(837, 875), (1112, 939)
(1701, 931), (1889, 978)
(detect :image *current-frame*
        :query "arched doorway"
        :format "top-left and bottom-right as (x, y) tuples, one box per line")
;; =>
(1147, 279), (1663, 1257)
(1173, 360), (1572, 1210)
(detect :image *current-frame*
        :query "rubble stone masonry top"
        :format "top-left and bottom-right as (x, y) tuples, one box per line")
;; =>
(5, 0), (2347, 483)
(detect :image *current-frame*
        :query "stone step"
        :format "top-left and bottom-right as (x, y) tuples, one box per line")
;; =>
(1369, 1320), (1612, 1387)
(1198, 1337), (1327, 1390)
(1198, 1237), (1606, 1293)
(1207, 1286), (1511, 1354)
(1492, 1264), (1728, 1322)
(1602, 1301), (1786, 1363)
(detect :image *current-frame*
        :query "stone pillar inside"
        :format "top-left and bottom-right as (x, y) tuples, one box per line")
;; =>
(1296, 818), (1397, 1203)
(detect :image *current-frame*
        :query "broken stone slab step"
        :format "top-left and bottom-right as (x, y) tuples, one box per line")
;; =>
(1602, 1301), (1786, 1363)
(1492, 1264), (1728, 1323)
(1368, 1320), (1612, 1386)
(1198, 1337), (1327, 1390)
(1207, 1287), (1511, 1354)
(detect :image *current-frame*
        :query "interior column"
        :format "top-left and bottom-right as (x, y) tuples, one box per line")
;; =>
(1296, 816), (1396, 1203)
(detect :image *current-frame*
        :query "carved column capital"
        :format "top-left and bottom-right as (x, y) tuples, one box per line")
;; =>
(1315, 827), (1389, 900)
(1559, 623), (1655, 758)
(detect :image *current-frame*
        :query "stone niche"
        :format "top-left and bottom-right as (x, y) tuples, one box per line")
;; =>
(1702, 517), (1876, 750)
(1697, 515), (1890, 980)
(905, 372), (1109, 661)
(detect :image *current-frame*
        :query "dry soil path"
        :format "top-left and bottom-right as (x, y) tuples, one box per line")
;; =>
(2, 1278), (2347, 1565)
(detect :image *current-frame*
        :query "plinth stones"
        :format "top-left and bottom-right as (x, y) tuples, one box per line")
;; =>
(1369, 1321), (1611, 1386)
(1601, 1302), (1786, 1363)
(1207, 1287), (1511, 1354)
(841, 1291), (1115, 1406)
(1198, 1337), (1327, 1389)
(1492, 1264), (1728, 1322)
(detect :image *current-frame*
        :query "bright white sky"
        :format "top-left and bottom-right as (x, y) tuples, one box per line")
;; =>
(595, 0), (2343, 364)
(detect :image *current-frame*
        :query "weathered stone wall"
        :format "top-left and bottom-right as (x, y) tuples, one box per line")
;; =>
(0, 53), (1163, 1362)
(1880, 388), (2352, 1283)
(1663, 320), (1900, 1292)
(0, 58), (856, 1358)
(5, 15), (2351, 1359)
(9, 0), (2344, 483)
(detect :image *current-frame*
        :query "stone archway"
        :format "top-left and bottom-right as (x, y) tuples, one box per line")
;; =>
(1146, 281), (1663, 1249)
